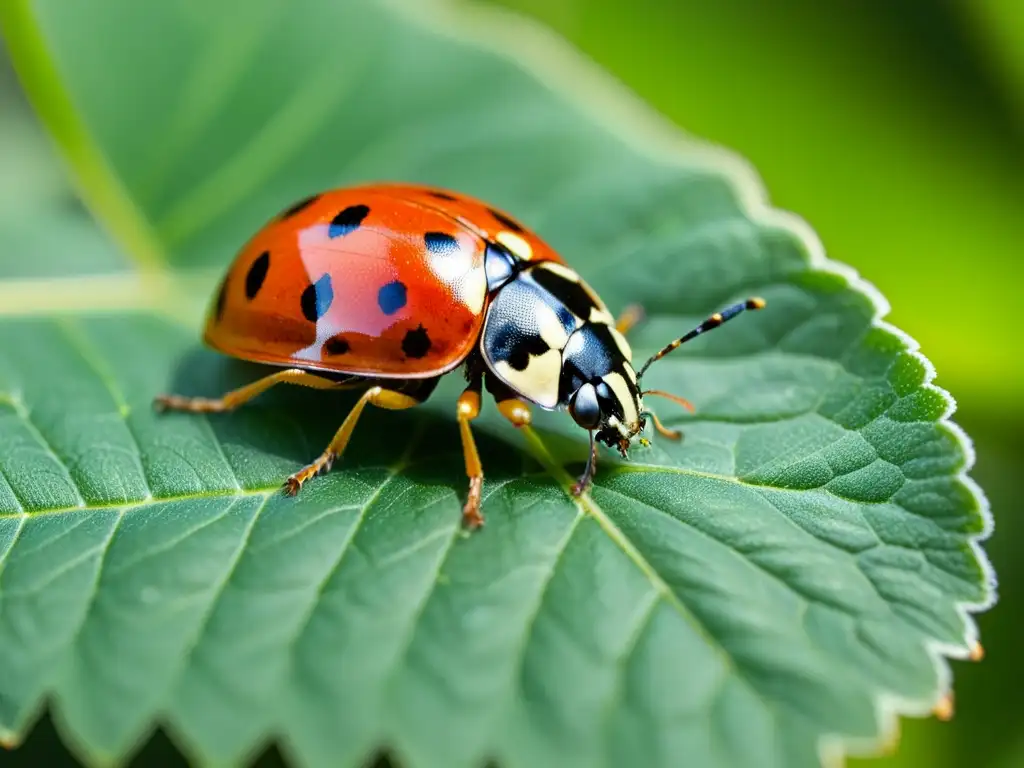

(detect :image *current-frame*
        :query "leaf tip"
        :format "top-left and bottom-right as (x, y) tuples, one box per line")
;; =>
(932, 691), (955, 722)
(0, 731), (21, 750)
(969, 640), (985, 662)
(879, 721), (901, 755)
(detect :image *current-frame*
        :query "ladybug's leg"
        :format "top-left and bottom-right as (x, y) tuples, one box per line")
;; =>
(639, 389), (693, 442)
(154, 368), (349, 413)
(283, 382), (431, 496)
(456, 373), (486, 529)
(572, 431), (599, 497)
(615, 304), (645, 335)
(644, 408), (682, 441)
(485, 373), (533, 428)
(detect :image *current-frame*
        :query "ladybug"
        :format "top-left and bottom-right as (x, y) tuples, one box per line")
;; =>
(155, 184), (764, 528)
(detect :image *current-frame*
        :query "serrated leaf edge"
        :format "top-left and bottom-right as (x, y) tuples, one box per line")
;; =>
(392, 1), (996, 765)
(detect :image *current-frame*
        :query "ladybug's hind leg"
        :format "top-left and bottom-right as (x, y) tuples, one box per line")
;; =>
(284, 378), (436, 496)
(615, 304), (645, 335)
(154, 367), (351, 413)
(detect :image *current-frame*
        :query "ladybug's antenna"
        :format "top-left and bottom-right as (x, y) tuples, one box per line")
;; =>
(636, 298), (766, 379)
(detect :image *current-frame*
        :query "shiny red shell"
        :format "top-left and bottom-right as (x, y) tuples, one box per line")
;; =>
(205, 183), (565, 378)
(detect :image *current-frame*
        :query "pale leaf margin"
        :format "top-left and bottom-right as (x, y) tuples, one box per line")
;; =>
(0, 0), (997, 764)
(406, 3), (997, 763)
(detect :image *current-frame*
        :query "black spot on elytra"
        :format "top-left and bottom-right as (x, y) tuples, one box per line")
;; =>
(488, 207), (525, 233)
(402, 325), (432, 359)
(279, 194), (319, 219)
(301, 273), (334, 322)
(427, 190), (458, 201)
(529, 265), (598, 323)
(377, 280), (407, 315)
(325, 335), (350, 355)
(424, 232), (460, 254)
(328, 205), (370, 238)
(245, 251), (270, 300)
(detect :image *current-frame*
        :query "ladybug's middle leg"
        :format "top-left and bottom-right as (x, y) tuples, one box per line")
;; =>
(284, 381), (431, 495)
(643, 407), (683, 440)
(484, 373), (533, 429)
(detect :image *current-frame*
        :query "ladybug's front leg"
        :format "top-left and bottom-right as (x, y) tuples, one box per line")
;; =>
(572, 431), (599, 497)
(456, 373), (485, 529)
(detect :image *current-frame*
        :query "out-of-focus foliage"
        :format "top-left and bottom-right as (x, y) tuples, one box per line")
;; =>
(970, 0), (1024, 125)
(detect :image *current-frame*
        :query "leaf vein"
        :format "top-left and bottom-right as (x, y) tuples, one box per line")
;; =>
(0, 513), (29, 578)
(165, 494), (270, 700)
(0, 462), (26, 515)
(3, 392), (85, 508)
(4, 511), (94, 560)
(53, 318), (154, 501)
(105, 497), (263, 577)
(281, 422), (433, 706)
(59, 509), (127, 693)
(501, 504), (585, 717)
(595, 588), (661, 751)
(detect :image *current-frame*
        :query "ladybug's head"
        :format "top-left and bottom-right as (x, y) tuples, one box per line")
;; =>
(569, 296), (769, 457)
(566, 368), (647, 457)
(479, 257), (765, 461)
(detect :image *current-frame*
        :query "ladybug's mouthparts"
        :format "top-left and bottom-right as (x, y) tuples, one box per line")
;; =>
(596, 415), (646, 457)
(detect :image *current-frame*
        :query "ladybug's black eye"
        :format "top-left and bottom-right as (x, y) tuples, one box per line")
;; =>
(569, 383), (601, 430)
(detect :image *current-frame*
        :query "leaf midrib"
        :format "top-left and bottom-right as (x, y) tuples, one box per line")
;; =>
(0, 487), (272, 521)
(0, 460), (777, 522)
(518, 425), (782, 742)
(0, 271), (212, 325)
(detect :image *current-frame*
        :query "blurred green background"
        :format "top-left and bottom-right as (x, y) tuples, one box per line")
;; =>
(1, 0), (1020, 766)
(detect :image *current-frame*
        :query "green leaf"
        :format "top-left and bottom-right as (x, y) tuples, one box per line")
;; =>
(0, 1), (993, 767)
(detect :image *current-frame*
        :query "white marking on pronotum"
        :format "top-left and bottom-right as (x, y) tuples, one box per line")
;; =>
(622, 362), (638, 384)
(495, 349), (562, 408)
(535, 299), (571, 350)
(608, 326), (633, 361)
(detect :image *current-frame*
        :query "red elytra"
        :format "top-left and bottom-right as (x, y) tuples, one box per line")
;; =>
(205, 183), (565, 378)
